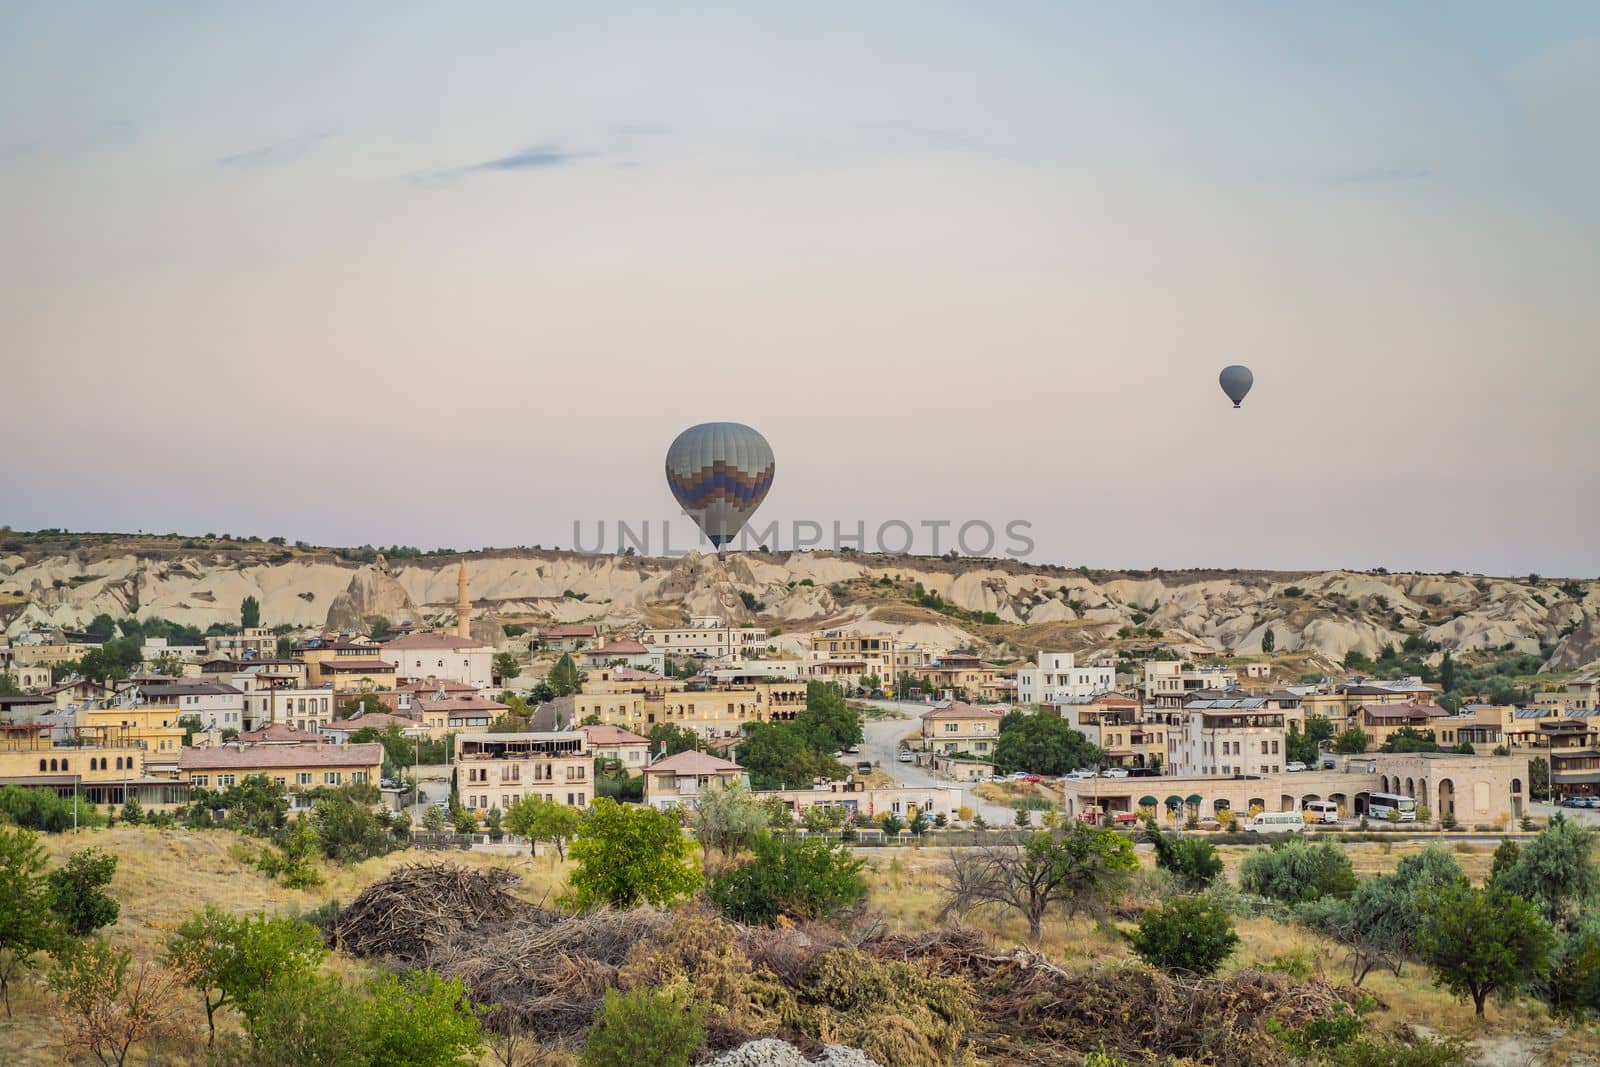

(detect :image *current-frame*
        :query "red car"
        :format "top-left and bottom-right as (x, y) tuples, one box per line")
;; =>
(1022, 774), (1043, 783)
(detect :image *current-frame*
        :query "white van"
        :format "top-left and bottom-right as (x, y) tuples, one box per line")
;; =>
(1304, 800), (1340, 824)
(1245, 810), (1307, 834)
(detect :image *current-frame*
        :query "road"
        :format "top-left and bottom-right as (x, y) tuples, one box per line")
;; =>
(857, 703), (1015, 824)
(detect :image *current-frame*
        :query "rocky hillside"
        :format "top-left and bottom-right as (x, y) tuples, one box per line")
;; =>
(1, 533), (1595, 672)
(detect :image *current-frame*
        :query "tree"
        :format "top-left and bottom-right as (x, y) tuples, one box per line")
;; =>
(256, 820), (322, 889)
(801, 804), (847, 833)
(1261, 628), (1276, 653)
(566, 800), (700, 909)
(1544, 910), (1600, 1019)
(878, 811), (905, 836)
(48, 848), (119, 937)
(993, 711), (1107, 776)
(736, 721), (848, 790)
(708, 835), (868, 926)
(240, 596), (261, 629)
(1144, 817), (1221, 892)
(275, 636), (295, 660)
(225, 973), (369, 1067)
(1491, 814), (1600, 929)
(363, 970), (484, 1067)
(492, 653), (520, 682)
(310, 790), (392, 863)
(0, 672), (19, 697)
(422, 805), (448, 834)
(1332, 727), (1369, 754)
(484, 807), (503, 842)
(1439, 650), (1457, 693)
(1416, 883), (1554, 1017)
(548, 654), (583, 697)
(1379, 727), (1440, 754)
(581, 985), (705, 1067)
(503, 796), (582, 860)
(646, 723), (701, 757)
(165, 907), (327, 1045)
(796, 682), (863, 752)
(0, 825), (57, 1015)
(1530, 756), (1551, 800)
(1127, 895), (1238, 976)
(1295, 844), (1464, 985)
(49, 938), (194, 1067)
(1240, 838), (1356, 904)
(938, 826), (1137, 940)
(690, 781), (768, 861)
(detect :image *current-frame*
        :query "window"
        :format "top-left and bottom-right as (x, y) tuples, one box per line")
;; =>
(217, 775), (235, 788)
(298, 772), (312, 786)
(192, 775), (209, 787)
(352, 771), (368, 783)
(567, 792), (575, 805)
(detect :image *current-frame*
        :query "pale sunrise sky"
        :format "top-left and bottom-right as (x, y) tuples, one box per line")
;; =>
(2, 4), (1596, 575)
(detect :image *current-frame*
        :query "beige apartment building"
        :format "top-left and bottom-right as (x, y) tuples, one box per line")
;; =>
(640, 616), (767, 660)
(919, 702), (1005, 758)
(1051, 694), (1171, 770)
(0, 724), (187, 808)
(204, 627), (278, 660)
(642, 750), (746, 810)
(178, 742), (383, 800)
(574, 679), (806, 740)
(1144, 661), (1240, 709)
(807, 631), (941, 688)
(455, 731), (591, 814)
(1171, 695), (1290, 777)
(1294, 679), (1439, 731)
(1355, 702), (1450, 748)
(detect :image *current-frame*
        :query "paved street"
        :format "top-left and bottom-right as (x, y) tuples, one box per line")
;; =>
(857, 704), (1016, 824)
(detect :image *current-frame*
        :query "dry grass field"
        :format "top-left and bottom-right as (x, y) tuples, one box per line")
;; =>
(2, 828), (1597, 1065)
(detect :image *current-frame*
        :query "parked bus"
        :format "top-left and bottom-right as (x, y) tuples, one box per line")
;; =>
(1366, 792), (1417, 821)
(1304, 800), (1340, 824)
(1244, 810), (1307, 834)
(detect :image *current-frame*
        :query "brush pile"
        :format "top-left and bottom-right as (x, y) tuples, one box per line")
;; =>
(334, 862), (526, 961)
(338, 865), (1362, 1066)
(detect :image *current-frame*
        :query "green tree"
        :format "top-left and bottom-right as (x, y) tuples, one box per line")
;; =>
(581, 985), (705, 1067)
(938, 826), (1137, 940)
(503, 796), (582, 860)
(225, 973), (369, 1067)
(800, 804), (847, 833)
(1439, 650), (1457, 693)
(1295, 844), (1465, 986)
(1332, 727), (1369, 754)
(708, 835), (867, 926)
(1491, 814), (1599, 930)
(0, 825), (58, 1015)
(363, 970), (484, 1067)
(484, 806), (503, 842)
(310, 790), (392, 863)
(1544, 910), (1600, 1019)
(736, 721), (849, 790)
(1261, 628), (1276, 653)
(548, 654), (583, 697)
(165, 907), (327, 1045)
(566, 800), (700, 909)
(256, 820), (322, 888)
(422, 805), (448, 834)
(1127, 895), (1239, 976)
(1144, 817), (1222, 892)
(0, 672), (19, 697)
(690, 781), (768, 861)
(878, 811), (905, 836)
(240, 596), (261, 629)
(275, 636), (295, 660)
(646, 722), (701, 757)
(1416, 882), (1555, 1017)
(1379, 727), (1440, 754)
(47, 848), (119, 937)
(796, 682), (863, 752)
(1240, 838), (1357, 904)
(492, 652), (519, 682)
(1530, 756), (1551, 800)
(993, 710), (1106, 776)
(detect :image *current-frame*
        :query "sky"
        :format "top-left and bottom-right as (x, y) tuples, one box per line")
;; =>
(2, 3), (1597, 576)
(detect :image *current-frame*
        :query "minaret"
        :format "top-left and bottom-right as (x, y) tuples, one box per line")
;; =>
(455, 561), (471, 639)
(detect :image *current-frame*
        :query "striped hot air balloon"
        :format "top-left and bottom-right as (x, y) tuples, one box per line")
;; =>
(665, 422), (775, 549)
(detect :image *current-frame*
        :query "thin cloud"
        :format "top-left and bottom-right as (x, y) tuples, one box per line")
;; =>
(216, 132), (331, 169)
(410, 143), (587, 188)
(1328, 166), (1433, 184)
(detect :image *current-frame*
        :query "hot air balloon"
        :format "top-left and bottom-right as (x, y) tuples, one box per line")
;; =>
(1219, 365), (1253, 408)
(665, 422), (775, 550)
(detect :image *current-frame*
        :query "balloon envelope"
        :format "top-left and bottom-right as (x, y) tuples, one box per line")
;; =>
(1219, 365), (1253, 407)
(665, 422), (775, 549)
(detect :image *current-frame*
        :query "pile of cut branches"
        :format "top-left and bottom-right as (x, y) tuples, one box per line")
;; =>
(334, 862), (526, 961)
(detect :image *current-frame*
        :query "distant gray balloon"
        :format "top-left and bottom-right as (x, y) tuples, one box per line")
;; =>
(665, 422), (775, 549)
(1219, 365), (1254, 408)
